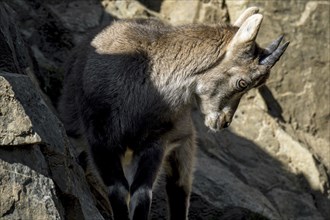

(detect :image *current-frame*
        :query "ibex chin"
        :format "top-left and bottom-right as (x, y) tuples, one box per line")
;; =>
(58, 7), (289, 220)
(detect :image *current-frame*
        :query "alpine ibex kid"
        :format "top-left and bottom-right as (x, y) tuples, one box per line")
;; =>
(58, 7), (289, 220)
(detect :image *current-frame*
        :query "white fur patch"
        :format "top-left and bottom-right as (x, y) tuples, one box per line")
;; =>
(204, 112), (220, 131)
(129, 187), (152, 220)
(108, 184), (130, 205)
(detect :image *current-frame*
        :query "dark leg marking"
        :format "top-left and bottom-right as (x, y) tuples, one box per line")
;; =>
(91, 145), (130, 220)
(166, 154), (190, 220)
(83, 108), (131, 220)
(129, 141), (164, 220)
(165, 136), (195, 220)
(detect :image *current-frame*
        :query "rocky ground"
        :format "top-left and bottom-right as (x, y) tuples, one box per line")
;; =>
(0, 1), (329, 220)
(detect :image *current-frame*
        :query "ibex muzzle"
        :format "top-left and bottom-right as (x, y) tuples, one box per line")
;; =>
(58, 7), (289, 220)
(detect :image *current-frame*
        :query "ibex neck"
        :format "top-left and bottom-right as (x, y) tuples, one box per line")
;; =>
(149, 68), (196, 113)
(148, 25), (234, 112)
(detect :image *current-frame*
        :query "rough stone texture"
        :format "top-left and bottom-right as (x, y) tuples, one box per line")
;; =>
(0, 1), (329, 220)
(159, 0), (229, 24)
(0, 146), (63, 220)
(0, 72), (108, 220)
(102, 0), (159, 19)
(0, 3), (109, 219)
(227, 0), (330, 174)
(192, 91), (327, 220)
(0, 3), (34, 76)
(0, 74), (42, 145)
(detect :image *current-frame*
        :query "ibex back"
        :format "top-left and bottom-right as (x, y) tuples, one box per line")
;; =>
(58, 7), (289, 220)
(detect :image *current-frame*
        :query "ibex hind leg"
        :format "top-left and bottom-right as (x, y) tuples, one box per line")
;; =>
(164, 135), (196, 220)
(129, 141), (164, 220)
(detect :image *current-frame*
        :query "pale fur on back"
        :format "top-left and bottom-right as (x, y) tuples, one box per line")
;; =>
(89, 19), (237, 115)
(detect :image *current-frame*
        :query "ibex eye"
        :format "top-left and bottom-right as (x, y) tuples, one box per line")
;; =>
(236, 79), (248, 90)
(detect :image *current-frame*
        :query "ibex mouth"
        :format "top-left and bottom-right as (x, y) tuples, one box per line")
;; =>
(204, 112), (231, 131)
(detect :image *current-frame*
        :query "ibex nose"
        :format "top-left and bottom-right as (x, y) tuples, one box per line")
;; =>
(204, 112), (233, 131)
(217, 112), (232, 130)
(223, 122), (231, 128)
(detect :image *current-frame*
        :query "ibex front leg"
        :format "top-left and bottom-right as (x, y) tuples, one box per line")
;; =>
(84, 116), (130, 220)
(129, 141), (164, 220)
(165, 135), (196, 220)
(90, 143), (130, 220)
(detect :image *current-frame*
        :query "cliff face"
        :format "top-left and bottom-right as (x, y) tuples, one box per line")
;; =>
(0, 1), (329, 220)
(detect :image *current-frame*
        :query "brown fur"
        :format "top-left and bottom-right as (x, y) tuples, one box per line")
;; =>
(58, 8), (289, 220)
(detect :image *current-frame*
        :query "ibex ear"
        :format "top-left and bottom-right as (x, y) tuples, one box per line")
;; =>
(228, 14), (263, 53)
(233, 7), (259, 27)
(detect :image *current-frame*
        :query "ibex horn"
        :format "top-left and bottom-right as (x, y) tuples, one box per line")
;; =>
(265, 35), (284, 54)
(234, 7), (259, 27)
(260, 40), (290, 68)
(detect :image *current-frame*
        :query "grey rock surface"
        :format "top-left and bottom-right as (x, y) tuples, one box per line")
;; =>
(0, 72), (107, 220)
(227, 0), (330, 174)
(0, 3), (33, 75)
(0, 146), (63, 220)
(1, 4), (109, 218)
(0, 1), (329, 220)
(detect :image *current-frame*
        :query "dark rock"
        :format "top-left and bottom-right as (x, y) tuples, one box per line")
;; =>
(0, 1), (329, 220)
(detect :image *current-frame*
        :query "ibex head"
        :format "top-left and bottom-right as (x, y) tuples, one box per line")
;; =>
(195, 8), (289, 131)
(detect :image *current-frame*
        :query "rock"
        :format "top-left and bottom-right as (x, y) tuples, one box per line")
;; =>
(149, 101), (326, 219)
(0, 3), (108, 218)
(0, 1), (329, 220)
(235, 90), (329, 219)
(227, 2), (330, 217)
(0, 74), (42, 145)
(3, 0), (76, 106)
(0, 3), (34, 75)
(159, 0), (229, 24)
(190, 89), (327, 219)
(0, 147), (63, 220)
(227, 0), (330, 177)
(101, 0), (159, 20)
(47, 1), (104, 33)
(193, 149), (281, 219)
(0, 72), (108, 220)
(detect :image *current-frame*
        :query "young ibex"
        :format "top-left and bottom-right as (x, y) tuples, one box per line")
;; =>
(58, 7), (289, 220)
